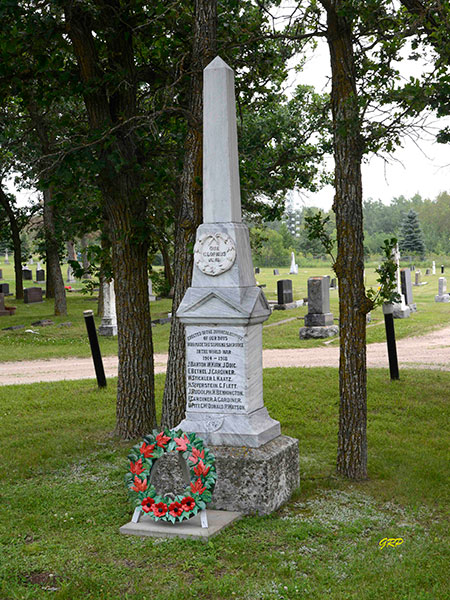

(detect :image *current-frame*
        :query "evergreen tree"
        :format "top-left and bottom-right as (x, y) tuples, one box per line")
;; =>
(399, 209), (426, 257)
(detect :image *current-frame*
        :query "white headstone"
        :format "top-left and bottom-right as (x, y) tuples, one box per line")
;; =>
(98, 280), (117, 336)
(176, 57), (279, 448)
(289, 252), (297, 274)
(432, 261), (436, 275)
(148, 279), (156, 302)
(4, 250), (9, 264)
(392, 244), (408, 315)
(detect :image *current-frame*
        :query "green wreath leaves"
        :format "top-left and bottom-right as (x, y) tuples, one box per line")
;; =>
(125, 429), (216, 523)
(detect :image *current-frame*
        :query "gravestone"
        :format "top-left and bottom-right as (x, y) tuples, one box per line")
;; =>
(299, 276), (339, 339)
(172, 57), (298, 515)
(24, 287), (43, 303)
(0, 269), (2, 279)
(148, 279), (156, 302)
(0, 283), (10, 295)
(273, 279), (299, 311)
(330, 277), (337, 289)
(22, 268), (32, 281)
(255, 267), (260, 274)
(441, 265), (445, 274)
(36, 269), (45, 282)
(432, 261), (436, 275)
(98, 280), (117, 336)
(66, 264), (75, 283)
(273, 268), (279, 275)
(0, 293), (13, 316)
(426, 268), (430, 275)
(414, 270), (421, 286)
(435, 277), (450, 302)
(392, 244), (410, 319)
(289, 252), (298, 275)
(400, 268), (416, 312)
(4, 250), (9, 264)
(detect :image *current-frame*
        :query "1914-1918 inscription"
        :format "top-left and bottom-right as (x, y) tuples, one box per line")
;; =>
(186, 327), (246, 413)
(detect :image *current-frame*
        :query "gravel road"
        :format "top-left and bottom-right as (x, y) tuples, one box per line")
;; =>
(1, 326), (449, 386)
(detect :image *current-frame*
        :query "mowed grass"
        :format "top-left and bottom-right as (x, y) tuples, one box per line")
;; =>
(1, 264), (450, 361)
(0, 368), (448, 599)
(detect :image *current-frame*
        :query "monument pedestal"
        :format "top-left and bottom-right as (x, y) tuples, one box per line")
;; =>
(150, 435), (299, 516)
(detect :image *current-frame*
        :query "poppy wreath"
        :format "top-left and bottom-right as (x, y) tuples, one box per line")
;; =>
(125, 429), (217, 523)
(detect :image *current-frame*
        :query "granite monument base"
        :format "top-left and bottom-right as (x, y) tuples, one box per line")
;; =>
(120, 509), (241, 542)
(98, 322), (118, 336)
(304, 312), (334, 326)
(435, 294), (450, 303)
(299, 325), (339, 339)
(273, 300), (304, 311)
(393, 303), (411, 319)
(150, 435), (299, 516)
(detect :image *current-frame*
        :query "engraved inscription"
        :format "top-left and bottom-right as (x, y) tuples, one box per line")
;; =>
(186, 327), (246, 413)
(194, 233), (236, 276)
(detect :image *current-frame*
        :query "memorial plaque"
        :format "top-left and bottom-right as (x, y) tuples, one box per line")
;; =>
(186, 327), (245, 414)
(194, 232), (236, 276)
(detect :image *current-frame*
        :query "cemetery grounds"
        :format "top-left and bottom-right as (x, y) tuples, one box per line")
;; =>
(0, 262), (448, 599)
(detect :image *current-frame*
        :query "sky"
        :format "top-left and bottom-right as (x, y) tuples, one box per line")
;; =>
(290, 43), (450, 212)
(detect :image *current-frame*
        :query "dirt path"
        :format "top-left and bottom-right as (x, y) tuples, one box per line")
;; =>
(1, 326), (449, 386)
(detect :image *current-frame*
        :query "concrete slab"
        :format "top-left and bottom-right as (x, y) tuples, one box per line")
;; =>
(119, 509), (241, 542)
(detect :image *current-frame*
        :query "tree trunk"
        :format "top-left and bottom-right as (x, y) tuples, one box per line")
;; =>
(161, 0), (217, 428)
(45, 249), (55, 299)
(80, 234), (91, 278)
(43, 188), (67, 316)
(158, 238), (174, 291)
(0, 186), (24, 300)
(65, 0), (157, 438)
(322, 0), (369, 479)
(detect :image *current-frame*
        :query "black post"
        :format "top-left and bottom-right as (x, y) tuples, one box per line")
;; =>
(441, 265), (445, 274)
(83, 309), (107, 388)
(383, 304), (399, 380)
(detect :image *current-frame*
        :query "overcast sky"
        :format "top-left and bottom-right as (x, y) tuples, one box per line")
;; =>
(291, 43), (450, 212)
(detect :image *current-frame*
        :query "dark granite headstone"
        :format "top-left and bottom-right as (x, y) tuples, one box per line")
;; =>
(255, 267), (260, 274)
(400, 268), (414, 306)
(277, 279), (293, 305)
(273, 269), (279, 275)
(24, 287), (43, 303)
(22, 268), (32, 280)
(330, 277), (337, 289)
(0, 283), (10, 295)
(441, 265), (445, 274)
(426, 268), (430, 275)
(0, 269), (2, 279)
(304, 276), (334, 326)
(36, 269), (45, 281)
(0, 293), (13, 316)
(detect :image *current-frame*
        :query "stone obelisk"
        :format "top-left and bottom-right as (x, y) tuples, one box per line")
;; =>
(175, 57), (299, 514)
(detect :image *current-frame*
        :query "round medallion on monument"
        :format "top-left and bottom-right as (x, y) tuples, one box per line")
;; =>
(125, 429), (216, 523)
(194, 232), (236, 276)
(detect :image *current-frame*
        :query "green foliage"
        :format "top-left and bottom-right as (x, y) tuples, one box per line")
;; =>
(366, 238), (401, 306)
(304, 211), (336, 264)
(399, 209), (426, 257)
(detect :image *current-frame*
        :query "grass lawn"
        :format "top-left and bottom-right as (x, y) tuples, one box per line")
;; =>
(1, 264), (449, 361)
(0, 369), (448, 599)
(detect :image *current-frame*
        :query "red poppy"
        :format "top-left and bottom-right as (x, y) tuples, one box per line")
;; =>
(156, 432), (171, 448)
(168, 501), (183, 517)
(193, 460), (210, 477)
(174, 434), (189, 452)
(130, 458), (144, 475)
(188, 447), (205, 464)
(141, 497), (155, 513)
(131, 476), (148, 493)
(190, 478), (206, 495)
(152, 502), (168, 517)
(140, 442), (155, 458)
(181, 496), (196, 512)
